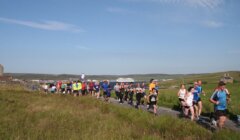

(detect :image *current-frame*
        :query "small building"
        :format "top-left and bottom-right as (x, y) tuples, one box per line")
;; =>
(220, 73), (234, 83)
(116, 78), (135, 83)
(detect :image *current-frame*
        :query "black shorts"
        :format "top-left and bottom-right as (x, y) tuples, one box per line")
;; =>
(197, 98), (202, 102)
(179, 98), (185, 102)
(215, 110), (227, 119)
(193, 101), (198, 105)
(73, 90), (79, 94)
(150, 101), (157, 106)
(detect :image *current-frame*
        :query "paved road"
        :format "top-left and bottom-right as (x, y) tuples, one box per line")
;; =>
(105, 97), (240, 132)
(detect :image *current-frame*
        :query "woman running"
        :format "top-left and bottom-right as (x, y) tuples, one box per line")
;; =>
(148, 88), (158, 115)
(177, 84), (187, 113)
(184, 87), (195, 121)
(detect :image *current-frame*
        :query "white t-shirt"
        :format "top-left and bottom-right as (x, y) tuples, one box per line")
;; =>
(185, 93), (193, 107)
(178, 89), (186, 99)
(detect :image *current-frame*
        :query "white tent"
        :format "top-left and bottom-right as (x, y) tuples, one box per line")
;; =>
(116, 78), (134, 83)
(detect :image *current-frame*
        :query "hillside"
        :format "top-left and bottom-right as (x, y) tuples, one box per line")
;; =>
(1, 86), (240, 140)
(4, 71), (240, 81)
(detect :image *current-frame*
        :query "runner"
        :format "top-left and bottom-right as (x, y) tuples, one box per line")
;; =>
(56, 81), (62, 94)
(119, 82), (125, 104)
(77, 80), (82, 96)
(193, 82), (201, 120)
(148, 79), (156, 109)
(148, 88), (158, 115)
(81, 81), (86, 96)
(66, 81), (72, 94)
(149, 79), (156, 92)
(102, 80), (109, 101)
(124, 83), (129, 101)
(72, 81), (79, 97)
(89, 80), (94, 96)
(184, 87), (195, 121)
(114, 83), (120, 101)
(210, 81), (230, 129)
(50, 84), (56, 94)
(128, 83), (134, 105)
(141, 82), (146, 105)
(106, 82), (112, 102)
(94, 81), (100, 99)
(42, 83), (48, 93)
(135, 83), (143, 109)
(177, 84), (187, 113)
(197, 80), (206, 118)
(61, 82), (66, 94)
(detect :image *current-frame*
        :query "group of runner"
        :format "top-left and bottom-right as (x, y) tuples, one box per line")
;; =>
(41, 78), (231, 129)
(41, 80), (101, 98)
(113, 79), (159, 114)
(177, 80), (230, 129)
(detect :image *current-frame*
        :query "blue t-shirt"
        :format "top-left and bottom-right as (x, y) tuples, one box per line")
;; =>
(94, 85), (100, 92)
(102, 83), (109, 92)
(193, 86), (201, 101)
(210, 90), (227, 110)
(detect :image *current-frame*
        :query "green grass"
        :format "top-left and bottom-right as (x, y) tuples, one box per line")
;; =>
(158, 71), (240, 118)
(1, 82), (240, 140)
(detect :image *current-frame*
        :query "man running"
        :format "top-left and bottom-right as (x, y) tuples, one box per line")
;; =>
(210, 81), (230, 129)
(193, 82), (201, 120)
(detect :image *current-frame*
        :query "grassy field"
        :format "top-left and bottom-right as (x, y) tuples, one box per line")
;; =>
(1, 85), (240, 140)
(158, 71), (240, 119)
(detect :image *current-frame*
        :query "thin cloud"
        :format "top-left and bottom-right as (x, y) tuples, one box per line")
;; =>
(184, 0), (224, 9)
(202, 20), (223, 28)
(124, 0), (225, 9)
(0, 17), (84, 33)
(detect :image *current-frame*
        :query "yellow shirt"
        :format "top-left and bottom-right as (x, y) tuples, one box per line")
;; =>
(77, 83), (82, 90)
(72, 83), (78, 91)
(149, 83), (156, 93)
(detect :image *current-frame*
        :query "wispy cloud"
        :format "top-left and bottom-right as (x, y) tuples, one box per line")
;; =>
(202, 20), (223, 28)
(106, 7), (134, 14)
(184, 0), (224, 9)
(124, 0), (225, 9)
(0, 17), (84, 32)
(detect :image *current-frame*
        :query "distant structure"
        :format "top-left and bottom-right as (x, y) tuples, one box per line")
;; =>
(116, 78), (135, 83)
(220, 73), (234, 83)
(0, 64), (3, 77)
(0, 64), (12, 81)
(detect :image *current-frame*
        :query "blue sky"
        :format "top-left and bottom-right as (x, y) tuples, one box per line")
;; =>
(0, 0), (240, 75)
